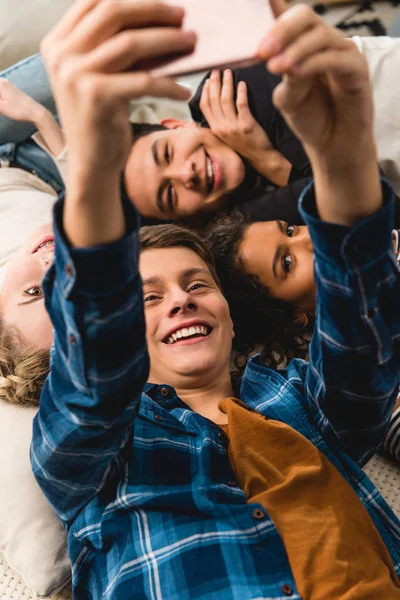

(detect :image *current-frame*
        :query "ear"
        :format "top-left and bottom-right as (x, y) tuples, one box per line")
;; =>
(160, 118), (199, 130)
(293, 312), (311, 330)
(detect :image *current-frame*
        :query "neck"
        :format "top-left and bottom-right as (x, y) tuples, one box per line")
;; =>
(153, 367), (234, 425)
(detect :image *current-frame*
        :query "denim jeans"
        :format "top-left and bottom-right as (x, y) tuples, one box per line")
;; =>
(0, 139), (64, 193)
(0, 53), (55, 145)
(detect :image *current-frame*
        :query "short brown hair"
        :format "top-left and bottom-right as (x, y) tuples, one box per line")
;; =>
(140, 224), (221, 289)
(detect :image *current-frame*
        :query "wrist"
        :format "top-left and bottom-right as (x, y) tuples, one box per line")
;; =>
(250, 149), (291, 186)
(310, 140), (382, 226)
(32, 104), (52, 128)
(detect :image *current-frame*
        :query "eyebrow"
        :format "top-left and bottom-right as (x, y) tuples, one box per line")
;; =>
(142, 268), (211, 288)
(151, 140), (166, 214)
(272, 221), (285, 280)
(17, 296), (43, 306)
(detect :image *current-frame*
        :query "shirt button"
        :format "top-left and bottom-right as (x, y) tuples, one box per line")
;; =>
(252, 508), (265, 520)
(227, 481), (237, 487)
(281, 583), (293, 596)
(154, 414), (163, 422)
(160, 387), (170, 397)
(65, 264), (73, 276)
(69, 334), (77, 346)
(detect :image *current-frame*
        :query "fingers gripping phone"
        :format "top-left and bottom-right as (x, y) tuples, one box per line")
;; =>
(153, 0), (275, 77)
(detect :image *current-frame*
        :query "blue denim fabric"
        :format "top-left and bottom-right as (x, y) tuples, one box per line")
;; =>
(31, 181), (400, 599)
(0, 53), (55, 144)
(0, 139), (64, 193)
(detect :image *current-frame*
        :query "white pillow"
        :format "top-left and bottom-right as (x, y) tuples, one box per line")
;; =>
(0, 399), (71, 596)
(0, 0), (74, 70)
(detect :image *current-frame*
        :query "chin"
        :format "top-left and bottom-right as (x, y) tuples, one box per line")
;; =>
(170, 352), (219, 377)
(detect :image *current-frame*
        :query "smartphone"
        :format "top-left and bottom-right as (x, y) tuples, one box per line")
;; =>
(153, 0), (275, 77)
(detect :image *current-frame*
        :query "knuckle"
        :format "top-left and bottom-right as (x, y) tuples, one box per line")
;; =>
(80, 76), (105, 103)
(135, 71), (153, 92)
(120, 30), (138, 55)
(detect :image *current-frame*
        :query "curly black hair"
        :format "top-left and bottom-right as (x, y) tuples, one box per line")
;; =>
(206, 211), (311, 372)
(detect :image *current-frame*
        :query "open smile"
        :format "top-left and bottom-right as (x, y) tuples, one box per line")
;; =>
(32, 235), (55, 254)
(163, 323), (213, 345)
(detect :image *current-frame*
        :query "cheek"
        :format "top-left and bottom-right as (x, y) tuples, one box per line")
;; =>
(144, 311), (160, 349)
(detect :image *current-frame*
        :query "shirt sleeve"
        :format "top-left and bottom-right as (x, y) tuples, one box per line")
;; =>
(299, 179), (400, 465)
(31, 193), (149, 528)
(383, 405), (400, 462)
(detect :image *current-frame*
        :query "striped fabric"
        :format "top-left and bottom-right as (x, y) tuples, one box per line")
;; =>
(32, 182), (400, 599)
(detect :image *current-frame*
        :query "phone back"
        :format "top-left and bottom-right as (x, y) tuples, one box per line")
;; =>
(154, 0), (275, 77)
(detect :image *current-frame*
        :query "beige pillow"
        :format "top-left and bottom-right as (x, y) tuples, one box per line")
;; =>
(0, 0), (74, 70)
(0, 399), (70, 596)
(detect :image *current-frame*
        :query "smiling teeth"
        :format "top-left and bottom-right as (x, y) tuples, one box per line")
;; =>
(206, 156), (214, 189)
(167, 325), (210, 344)
(35, 240), (54, 252)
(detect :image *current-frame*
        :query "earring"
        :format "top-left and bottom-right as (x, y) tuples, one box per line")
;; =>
(294, 313), (309, 329)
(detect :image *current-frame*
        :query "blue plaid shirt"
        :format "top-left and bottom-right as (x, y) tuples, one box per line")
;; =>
(32, 181), (400, 600)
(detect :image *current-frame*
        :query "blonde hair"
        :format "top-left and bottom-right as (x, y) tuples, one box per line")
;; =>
(0, 317), (49, 407)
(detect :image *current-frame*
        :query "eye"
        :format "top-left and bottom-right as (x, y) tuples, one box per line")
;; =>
(167, 185), (174, 211)
(164, 143), (171, 164)
(144, 294), (159, 303)
(286, 225), (295, 237)
(188, 282), (206, 292)
(282, 253), (292, 274)
(25, 286), (43, 297)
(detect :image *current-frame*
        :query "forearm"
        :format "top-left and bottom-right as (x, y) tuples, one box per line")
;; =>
(308, 136), (382, 226)
(64, 170), (125, 248)
(248, 149), (292, 187)
(33, 105), (65, 156)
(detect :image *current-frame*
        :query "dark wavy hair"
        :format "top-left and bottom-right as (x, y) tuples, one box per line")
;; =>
(206, 211), (311, 371)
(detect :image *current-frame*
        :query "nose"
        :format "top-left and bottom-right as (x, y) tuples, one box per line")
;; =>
(293, 227), (313, 253)
(166, 160), (197, 190)
(168, 287), (197, 317)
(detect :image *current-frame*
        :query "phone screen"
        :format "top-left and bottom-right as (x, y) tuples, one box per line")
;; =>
(153, 0), (275, 77)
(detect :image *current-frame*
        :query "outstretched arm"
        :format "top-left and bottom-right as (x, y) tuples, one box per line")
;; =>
(31, 0), (195, 526)
(258, 0), (400, 463)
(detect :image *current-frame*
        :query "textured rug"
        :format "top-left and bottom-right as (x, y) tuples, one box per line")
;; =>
(313, 0), (400, 36)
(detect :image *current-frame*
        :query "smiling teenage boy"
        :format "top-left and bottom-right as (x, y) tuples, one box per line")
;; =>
(31, 0), (400, 598)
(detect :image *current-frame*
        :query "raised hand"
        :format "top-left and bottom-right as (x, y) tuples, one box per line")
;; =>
(256, 0), (372, 161)
(199, 68), (291, 185)
(200, 69), (273, 159)
(257, 0), (380, 225)
(41, 0), (196, 180)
